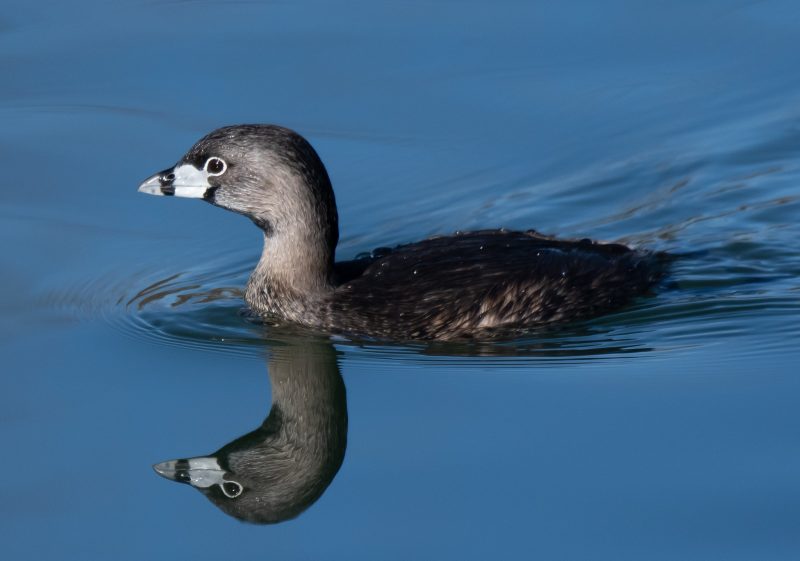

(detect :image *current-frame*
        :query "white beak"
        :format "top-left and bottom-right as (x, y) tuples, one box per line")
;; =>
(138, 164), (211, 198)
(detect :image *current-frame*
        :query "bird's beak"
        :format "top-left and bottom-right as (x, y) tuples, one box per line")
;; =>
(153, 456), (226, 489)
(138, 164), (211, 198)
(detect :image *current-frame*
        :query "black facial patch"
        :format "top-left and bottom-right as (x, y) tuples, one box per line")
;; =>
(251, 216), (274, 236)
(203, 186), (219, 202)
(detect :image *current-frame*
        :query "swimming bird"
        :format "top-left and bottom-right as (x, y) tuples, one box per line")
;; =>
(153, 338), (347, 524)
(139, 124), (666, 340)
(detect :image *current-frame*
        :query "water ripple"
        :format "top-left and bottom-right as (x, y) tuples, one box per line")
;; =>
(41, 233), (800, 368)
(38, 112), (800, 367)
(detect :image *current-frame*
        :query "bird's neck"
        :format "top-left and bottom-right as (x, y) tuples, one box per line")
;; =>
(265, 340), (347, 439)
(246, 226), (336, 321)
(220, 340), (347, 463)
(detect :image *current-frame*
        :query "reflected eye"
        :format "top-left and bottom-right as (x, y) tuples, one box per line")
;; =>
(205, 157), (227, 176)
(221, 481), (243, 498)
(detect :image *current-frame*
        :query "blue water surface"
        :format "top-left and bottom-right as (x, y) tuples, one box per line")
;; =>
(2, 1), (800, 559)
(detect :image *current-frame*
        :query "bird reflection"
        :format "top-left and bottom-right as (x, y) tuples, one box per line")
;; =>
(153, 336), (347, 523)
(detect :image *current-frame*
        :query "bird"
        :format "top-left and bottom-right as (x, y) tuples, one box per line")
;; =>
(138, 124), (667, 340)
(153, 338), (347, 524)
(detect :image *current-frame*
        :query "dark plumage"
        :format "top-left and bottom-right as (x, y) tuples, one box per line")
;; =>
(327, 230), (663, 339)
(139, 124), (667, 340)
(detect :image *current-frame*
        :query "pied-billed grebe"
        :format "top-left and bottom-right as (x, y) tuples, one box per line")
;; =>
(139, 125), (666, 340)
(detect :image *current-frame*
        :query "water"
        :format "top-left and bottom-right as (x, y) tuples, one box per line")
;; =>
(2, 0), (800, 558)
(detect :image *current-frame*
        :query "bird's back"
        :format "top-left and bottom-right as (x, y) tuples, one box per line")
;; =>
(328, 230), (666, 339)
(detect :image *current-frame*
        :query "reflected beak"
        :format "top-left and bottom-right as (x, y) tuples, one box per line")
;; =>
(138, 164), (211, 199)
(153, 456), (226, 489)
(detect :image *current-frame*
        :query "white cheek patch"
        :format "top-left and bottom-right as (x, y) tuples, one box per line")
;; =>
(172, 163), (211, 198)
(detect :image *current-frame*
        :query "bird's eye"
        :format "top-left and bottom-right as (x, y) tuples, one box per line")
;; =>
(221, 481), (243, 498)
(204, 157), (227, 176)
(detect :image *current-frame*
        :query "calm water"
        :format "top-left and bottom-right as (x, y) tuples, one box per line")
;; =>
(2, 1), (800, 559)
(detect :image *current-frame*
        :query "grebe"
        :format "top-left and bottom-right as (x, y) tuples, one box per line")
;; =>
(139, 125), (665, 340)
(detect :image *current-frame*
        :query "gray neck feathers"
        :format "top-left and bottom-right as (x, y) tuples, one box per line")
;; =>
(266, 340), (346, 439)
(245, 167), (338, 320)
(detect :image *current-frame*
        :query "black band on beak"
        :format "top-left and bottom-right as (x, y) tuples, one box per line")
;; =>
(158, 169), (176, 196)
